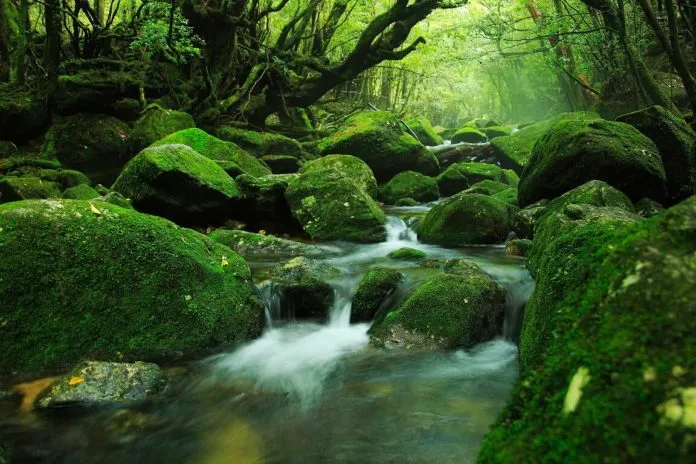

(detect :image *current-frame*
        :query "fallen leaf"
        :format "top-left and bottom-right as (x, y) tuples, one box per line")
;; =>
(69, 376), (85, 386)
(221, 257), (229, 267)
(89, 203), (102, 215)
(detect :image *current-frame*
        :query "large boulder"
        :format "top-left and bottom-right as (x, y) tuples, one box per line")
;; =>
(112, 144), (242, 226)
(451, 127), (487, 144)
(130, 105), (196, 152)
(0, 176), (61, 203)
(0, 199), (264, 374)
(351, 267), (403, 323)
(42, 113), (132, 186)
(447, 162), (516, 186)
(285, 168), (386, 243)
(36, 361), (168, 409)
(369, 260), (505, 349)
(299, 154), (378, 198)
(62, 184), (101, 200)
(617, 105), (696, 204)
(216, 126), (304, 157)
(317, 111), (438, 181)
(235, 174), (300, 233)
(435, 166), (470, 197)
(418, 193), (517, 245)
(490, 111), (599, 173)
(379, 171), (439, 204)
(406, 116), (443, 146)
(150, 128), (271, 178)
(518, 118), (667, 207)
(478, 197), (696, 463)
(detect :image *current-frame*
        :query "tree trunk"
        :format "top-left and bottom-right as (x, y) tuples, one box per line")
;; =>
(14, 0), (29, 85)
(45, 0), (62, 116)
(0, 1), (12, 82)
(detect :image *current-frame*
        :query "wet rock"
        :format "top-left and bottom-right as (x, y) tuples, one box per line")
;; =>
(379, 171), (439, 204)
(270, 257), (341, 319)
(388, 247), (427, 261)
(351, 267), (403, 322)
(505, 239), (532, 257)
(0, 84), (48, 142)
(36, 361), (167, 408)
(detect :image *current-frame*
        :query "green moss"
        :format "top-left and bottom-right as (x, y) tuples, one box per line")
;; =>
(150, 128), (271, 178)
(370, 261), (505, 349)
(130, 105), (196, 152)
(351, 267), (403, 323)
(38, 169), (91, 190)
(519, 118), (667, 206)
(216, 126), (304, 157)
(379, 171), (439, 204)
(209, 229), (321, 257)
(635, 197), (665, 217)
(484, 125), (512, 139)
(271, 257), (340, 319)
(0, 176), (61, 203)
(0, 83), (48, 142)
(501, 169), (519, 187)
(285, 167), (386, 243)
(388, 247), (427, 260)
(299, 154), (378, 198)
(418, 193), (517, 245)
(62, 183), (100, 200)
(0, 156), (60, 172)
(449, 162), (508, 185)
(41, 113), (132, 186)
(478, 197), (696, 463)
(466, 180), (510, 196)
(406, 116), (444, 146)
(0, 199), (263, 374)
(395, 197), (419, 206)
(505, 238), (532, 257)
(451, 127), (487, 144)
(436, 166), (470, 197)
(492, 188), (518, 206)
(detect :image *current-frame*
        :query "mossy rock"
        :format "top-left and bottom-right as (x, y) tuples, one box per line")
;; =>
(39, 169), (91, 190)
(502, 169), (520, 187)
(62, 184), (100, 200)
(0, 141), (18, 158)
(465, 179), (510, 196)
(112, 144), (242, 226)
(388, 247), (427, 261)
(519, 118), (667, 207)
(406, 116), (444, 146)
(270, 257), (340, 320)
(351, 267), (403, 323)
(490, 111), (599, 173)
(130, 105), (196, 152)
(435, 166), (470, 197)
(0, 176), (61, 203)
(150, 128), (271, 178)
(492, 188), (518, 206)
(484, 125), (512, 140)
(395, 197), (419, 206)
(0, 199), (263, 374)
(235, 174), (300, 234)
(369, 260), (505, 349)
(42, 113), (132, 186)
(216, 126), (304, 157)
(379, 171), (439, 204)
(512, 200), (548, 239)
(418, 193), (517, 245)
(56, 68), (144, 116)
(505, 238), (533, 257)
(285, 167), (386, 243)
(451, 127), (487, 144)
(617, 105), (696, 204)
(316, 111), (439, 182)
(209, 229), (322, 258)
(260, 155), (301, 174)
(94, 191), (133, 209)
(0, 84), (48, 142)
(635, 197), (665, 218)
(448, 162), (512, 186)
(478, 197), (696, 463)
(0, 157), (61, 173)
(299, 154), (378, 198)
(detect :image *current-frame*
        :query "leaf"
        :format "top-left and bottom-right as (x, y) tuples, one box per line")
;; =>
(89, 203), (102, 215)
(221, 257), (229, 267)
(68, 376), (85, 386)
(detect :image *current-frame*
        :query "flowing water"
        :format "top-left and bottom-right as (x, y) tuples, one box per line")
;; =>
(0, 210), (533, 464)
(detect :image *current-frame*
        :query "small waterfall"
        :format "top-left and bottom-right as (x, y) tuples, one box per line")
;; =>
(502, 270), (535, 342)
(257, 281), (284, 328)
(385, 216), (417, 242)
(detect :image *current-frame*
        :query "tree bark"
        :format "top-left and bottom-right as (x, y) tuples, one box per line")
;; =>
(45, 0), (62, 116)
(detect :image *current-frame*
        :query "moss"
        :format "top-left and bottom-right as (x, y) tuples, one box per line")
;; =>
(512, 200), (548, 239)
(505, 238), (532, 257)
(617, 105), (696, 204)
(112, 144), (242, 226)
(41, 113), (132, 186)
(56, 68), (144, 115)
(436, 166), (470, 197)
(317, 111), (438, 182)
(369, 261), (505, 349)
(451, 127), (487, 144)
(449, 162), (508, 185)
(299, 154), (378, 198)
(62, 183), (100, 200)
(395, 197), (419, 206)
(271, 257), (340, 319)
(635, 197), (665, 217)
(418, 193), (517, 245)
(502, 169), (519, 187)
(490, 111), (599, 172)
(519, 118), (667, 206)
(130, 105), (196, 152)
(351, 267), (403, 323)
(150, 128), (271, 178)
(0, 199), (263, 374)
(466, 180), (510, 196)
(38, 169), (91, 190)
(260, 155), (300, 174)
(478, 197), (696, 463)
(492, 187), (518, 206)
(388, 247), (427, 260)
(484, 125), (512, 140)
(406, 116), (444, 146)
(0, 83), (48, 142)
(0, 176), (61, 203)
(0, 156), (61, 173)
(285, 167), (386, 243)
(215, 126), (304, 157)
(379, 171), (439, 204)
(209, 229), (321, 257)
(235, 174), (300, 233)
(0, 141), (17, 158)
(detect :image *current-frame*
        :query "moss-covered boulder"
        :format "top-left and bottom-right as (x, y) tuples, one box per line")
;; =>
(209, 229), (322, 258)
(260, 155), (301, 174)
(0, 84), (48, 142)
(448, 162), (514, 186)
(112, 144), (242, 226)
(478, 197), (696, 464)
(42, 113), (132, 186)
(379, 171), (439, 204)
(317, 111), (438, 182)
(484, 125), (512, 140)
(62, 183), (100, 200)
(235, 174), (300, 233)
(466, 180), (510, 196)
(451, 127), (487, 144)
(492, 188), (518, 206)
(216, 126), (304, 157)
(38, 169), (91, 190)
(635, 197), (665, 217)
(395, 198), (419, 206)
(512, 200), (548, 239)
(351, 267), (403, 323)
(0, 176), (61, 203)
(490, 111), (599, 173)
(435, 166), (470, 197)
(406, 116), (444, 146)
(388, 247), (427, 261)
(418, 193), (517, 245)
(270, 257), (340, 320)
(0, 199), (264, 374)
(519, 118), (667, 207)
(505, 238), (532, 257)
(150, 128), (271, 178)
(617, 105), (696, 204)
(369, 260), (505, 349)
(285, 168), (386, 243)
(130, 106), (196, 152)
(299, 154), (378, 198)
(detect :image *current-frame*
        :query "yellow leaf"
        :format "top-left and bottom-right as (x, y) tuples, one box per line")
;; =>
(563, 366), (591, 414)
(221, 257), (229, 267)
(89, 203), (102, 215)
(68, 376), (85, 386)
